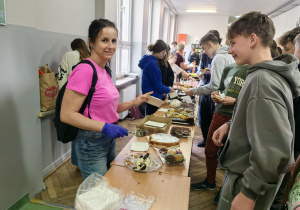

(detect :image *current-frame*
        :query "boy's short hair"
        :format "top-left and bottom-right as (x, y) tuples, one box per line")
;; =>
(172, 41), (177, 45)
(208, 30), (223, 44)
(294, 34), (300, 47)
(227, 11), (275, 48)
(279, 27), (300, 46)
(199, 33), (219, 46)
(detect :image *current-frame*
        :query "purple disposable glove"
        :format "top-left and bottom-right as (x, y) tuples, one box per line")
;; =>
(101, 122), (128, 139)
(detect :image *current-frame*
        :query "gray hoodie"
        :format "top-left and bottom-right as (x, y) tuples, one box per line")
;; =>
(219, 54), (300, 207)
(192, 45), (235, 95)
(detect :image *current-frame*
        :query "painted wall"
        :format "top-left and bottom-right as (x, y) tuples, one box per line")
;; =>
(176, 14), (229, 62)
(0, 0), (95, 209)
(272, 5), (300, 42)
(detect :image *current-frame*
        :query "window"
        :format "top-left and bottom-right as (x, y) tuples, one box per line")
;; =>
(116, 0), (132, 78)
(147, 0), (152, 45)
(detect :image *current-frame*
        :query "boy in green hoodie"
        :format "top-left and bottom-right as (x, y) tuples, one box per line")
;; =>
(212, 11), (300, 209)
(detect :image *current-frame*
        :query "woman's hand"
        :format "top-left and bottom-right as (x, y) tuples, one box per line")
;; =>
(101, 123), (128, 139)
(212, 123), (229, 147)
(219, 96), (236, 106)
(131, 91), (153, 107)
(211, 91), (220, 103)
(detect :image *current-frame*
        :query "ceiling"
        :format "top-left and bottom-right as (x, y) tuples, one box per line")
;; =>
(168, 0), (300, 18)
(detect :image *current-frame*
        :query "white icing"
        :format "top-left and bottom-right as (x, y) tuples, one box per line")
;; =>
(150, 133), (179, 143)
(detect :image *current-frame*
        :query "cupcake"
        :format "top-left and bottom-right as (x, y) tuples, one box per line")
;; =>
(164, 154), (176, 164)
(175, 154), (184, 163)
(167, 148), (176, 156)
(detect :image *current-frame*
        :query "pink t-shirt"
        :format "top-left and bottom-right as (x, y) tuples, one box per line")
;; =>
(66, 58), (120, 123)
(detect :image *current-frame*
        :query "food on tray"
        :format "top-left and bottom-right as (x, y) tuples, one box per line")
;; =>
(170, 99), (181, 108)
(190, 73), (198, 77)
(149, 133), (179, 148)
(133, 153), (151, 171)
(175, 154), (184, 162)
(160, 147), (185, 164)
(171, 127), (191, 137)
(144, 120), (166, 128)
(164, 154), (176, 163)
(166, 108), (195, 123)
(214, 92), (225, 100)
(132, 128), (148, 137)
(159, 147), (168, 155)
(180, 102), (195, 109)
(167, 148), (176, 155)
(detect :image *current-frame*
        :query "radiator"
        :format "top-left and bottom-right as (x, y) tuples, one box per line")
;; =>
(118, 84), (137, 119)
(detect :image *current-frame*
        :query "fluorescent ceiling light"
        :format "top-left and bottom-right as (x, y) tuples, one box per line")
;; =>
(186, 9), (217, 13)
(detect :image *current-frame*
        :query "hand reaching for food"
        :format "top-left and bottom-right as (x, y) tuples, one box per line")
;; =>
(101, 123), (128, 139)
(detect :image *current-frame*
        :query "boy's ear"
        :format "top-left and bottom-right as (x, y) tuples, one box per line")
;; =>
(249, 33), (258, 47)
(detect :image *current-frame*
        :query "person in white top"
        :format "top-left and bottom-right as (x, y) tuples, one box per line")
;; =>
(168, 52), (190, 83)
(56, 38), (90, 89)
(55, 38), (90, 168)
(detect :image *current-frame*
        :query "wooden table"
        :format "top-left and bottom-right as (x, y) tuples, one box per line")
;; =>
(111, 127), (194, 177)
(105, 165), (191, 210)
(105, 101), (198, 209)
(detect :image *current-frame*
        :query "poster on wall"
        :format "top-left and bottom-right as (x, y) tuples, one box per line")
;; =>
(178, 34), (187, 45)
(0, 0), (6, 25)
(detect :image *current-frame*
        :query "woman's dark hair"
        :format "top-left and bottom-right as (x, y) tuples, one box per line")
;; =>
(208, 30), (222, 44)
(88, 18), (118, 76)
(282, 155), (300, 206)
(158, 44), (170, 68)
(147, 40), (168, 53)
(71, 38), (90, 61)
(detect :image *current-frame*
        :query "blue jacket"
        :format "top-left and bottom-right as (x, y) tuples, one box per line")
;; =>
(139, 55), (171, 99)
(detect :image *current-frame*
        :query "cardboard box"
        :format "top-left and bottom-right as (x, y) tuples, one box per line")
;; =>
(136, 115), (172, 134)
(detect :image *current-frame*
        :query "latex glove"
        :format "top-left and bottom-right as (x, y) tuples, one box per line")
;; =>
(101, 122), (128, 139)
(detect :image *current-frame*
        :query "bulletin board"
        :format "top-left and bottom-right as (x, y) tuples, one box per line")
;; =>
(0, 0), (6, 25)
(191, 43), (202, 53)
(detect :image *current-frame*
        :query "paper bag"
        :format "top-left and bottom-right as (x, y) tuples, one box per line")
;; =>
(39, 64), (59, 111)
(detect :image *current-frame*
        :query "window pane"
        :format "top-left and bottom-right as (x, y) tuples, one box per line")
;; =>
(116, 48), (121, 76)
(122, 0), (130, 41)
(121, 48), (130, 73)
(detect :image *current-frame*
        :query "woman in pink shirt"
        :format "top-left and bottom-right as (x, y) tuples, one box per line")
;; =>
(60, 19), (151, 179)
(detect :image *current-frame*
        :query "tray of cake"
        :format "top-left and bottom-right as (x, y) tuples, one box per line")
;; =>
(170, 126), (191, 138)
(165, 108), (195, 125)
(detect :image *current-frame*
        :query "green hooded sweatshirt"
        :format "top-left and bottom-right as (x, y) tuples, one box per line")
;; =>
(219, 54), (300, 208)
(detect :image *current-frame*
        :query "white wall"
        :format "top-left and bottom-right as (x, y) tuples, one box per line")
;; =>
(177, 15), (229, 47)
(176, 14), (229, 62)
(0, 1), (95, 209)
(272, 5), (300, 41)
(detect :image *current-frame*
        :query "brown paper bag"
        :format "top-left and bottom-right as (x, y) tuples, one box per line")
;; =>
(39, 64), (59, 112)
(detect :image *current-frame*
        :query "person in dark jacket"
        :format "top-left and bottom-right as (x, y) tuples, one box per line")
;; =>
(159, 46), (174, 88)
(188, 47), (200, 66)
(139, 40), (174, 115)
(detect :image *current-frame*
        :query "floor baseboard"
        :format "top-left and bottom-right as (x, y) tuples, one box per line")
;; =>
(43, 150), (71, 178)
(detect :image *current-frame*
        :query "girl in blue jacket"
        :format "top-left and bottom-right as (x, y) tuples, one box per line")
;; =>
(139, 40), (174, 115)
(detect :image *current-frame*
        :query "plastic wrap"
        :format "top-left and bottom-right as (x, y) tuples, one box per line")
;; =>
(75, 173), (124, 210)
(119, 192), (155, 210)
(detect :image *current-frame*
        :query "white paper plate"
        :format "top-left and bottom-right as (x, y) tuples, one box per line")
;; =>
(130, 142), (149, 152)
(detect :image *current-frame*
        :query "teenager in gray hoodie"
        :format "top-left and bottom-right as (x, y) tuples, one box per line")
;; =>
(212, 11), (300, 210)
(186, 34), (235, 97)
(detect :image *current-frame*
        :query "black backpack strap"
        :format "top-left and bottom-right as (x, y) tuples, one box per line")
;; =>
(75, 59), (98, 119)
